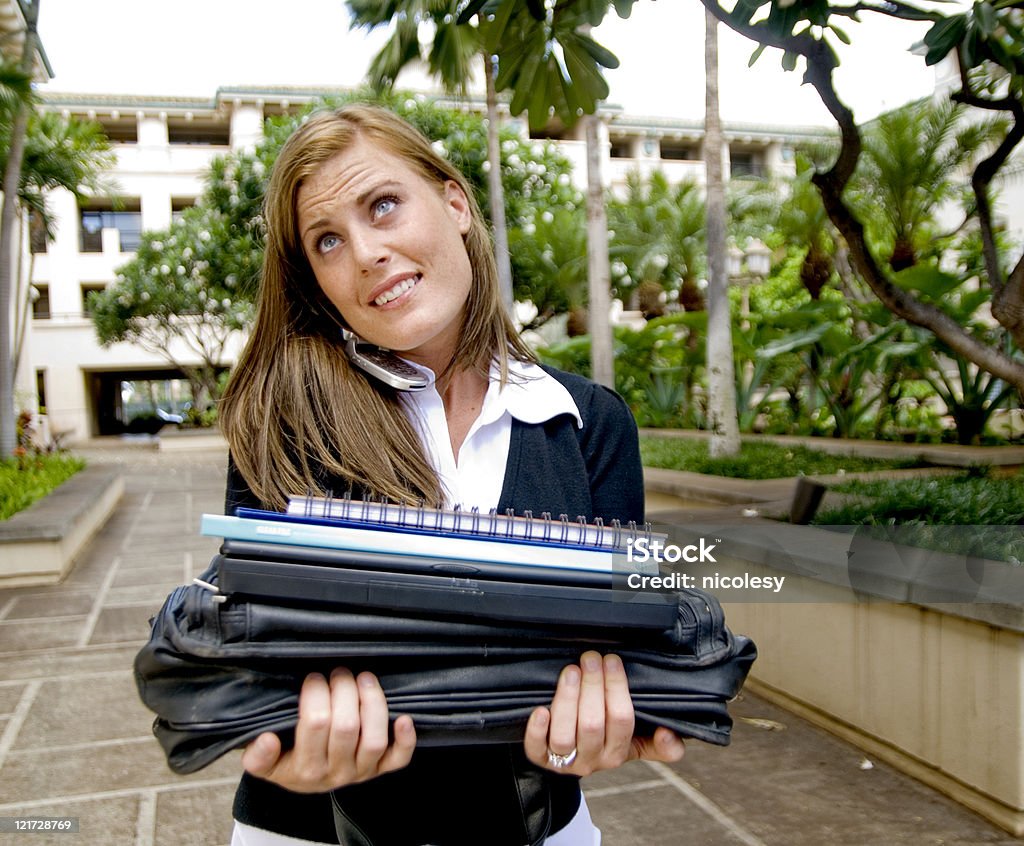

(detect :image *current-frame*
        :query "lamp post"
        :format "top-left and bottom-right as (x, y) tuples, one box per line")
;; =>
(727, 238), (770, 329)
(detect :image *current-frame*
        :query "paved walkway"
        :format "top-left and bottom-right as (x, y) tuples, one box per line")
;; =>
(0, 446), (1020, 845)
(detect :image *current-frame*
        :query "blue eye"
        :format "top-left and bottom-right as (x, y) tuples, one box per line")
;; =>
(318, 234), (341, 254)
(372, 195), (399, 219)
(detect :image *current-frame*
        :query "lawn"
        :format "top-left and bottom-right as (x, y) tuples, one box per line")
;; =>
(0, 454), (86, 520)
(638, 436), (925, 480)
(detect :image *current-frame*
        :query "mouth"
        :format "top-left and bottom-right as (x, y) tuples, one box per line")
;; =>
(372, 273), (422, 307)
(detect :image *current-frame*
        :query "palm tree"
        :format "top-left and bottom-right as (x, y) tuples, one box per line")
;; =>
(608, 169), (706, 311)
(7, 111), (114, 374)
(703, 8), (740, 456)
(346, 0), (514, 310)
(851, 98), (1001, 272)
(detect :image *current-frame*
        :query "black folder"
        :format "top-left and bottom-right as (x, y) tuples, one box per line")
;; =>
(215, 541), (677, 630)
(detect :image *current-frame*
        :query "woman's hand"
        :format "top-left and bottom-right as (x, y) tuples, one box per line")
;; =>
(524, 651), (685, 776)
(241, 668), (416, 792)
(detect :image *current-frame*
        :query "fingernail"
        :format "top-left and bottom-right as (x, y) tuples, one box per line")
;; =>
(563, 666), (581, 687)
(582, 653), (601, 672)
(604, 654), (624, 675)
(359, 672), (376, 688)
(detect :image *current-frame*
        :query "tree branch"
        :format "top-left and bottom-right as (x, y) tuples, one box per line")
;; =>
(703, 0), (1024, 395)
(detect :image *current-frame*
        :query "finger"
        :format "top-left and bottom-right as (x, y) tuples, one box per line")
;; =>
(575, 652), (607, 764)
(632, 727), (686, 763)
(375, 713), (417, 774)
(241, 732), (283, 778)
(354, 672), (391, 775)
(291, 673), (333, 776)
(326, 667), (361, 766)
(523, 706), (552, 767)
(601, 654), (635, 765)
(547, 664), (581, 757)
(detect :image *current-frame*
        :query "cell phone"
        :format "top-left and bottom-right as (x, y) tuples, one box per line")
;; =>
(341, 328), (429, 392)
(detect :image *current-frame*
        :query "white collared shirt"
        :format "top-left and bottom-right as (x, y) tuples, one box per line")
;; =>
(399, 358), (582, 511)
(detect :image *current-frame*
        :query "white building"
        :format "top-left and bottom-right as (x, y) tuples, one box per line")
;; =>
(26, 85), (823, 444)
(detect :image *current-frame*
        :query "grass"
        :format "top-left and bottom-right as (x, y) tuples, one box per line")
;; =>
(0, 454), (86, 521)
(639, 436), (925, 480)
(812, 471), (1024, 562)
(816, 470), (1024, 526)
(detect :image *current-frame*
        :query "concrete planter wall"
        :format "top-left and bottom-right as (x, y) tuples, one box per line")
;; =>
(691, 522), (1024, 835)
(0, 466), (123, 586)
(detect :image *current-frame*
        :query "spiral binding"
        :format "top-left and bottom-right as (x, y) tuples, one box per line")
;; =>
(287, 489), (662, 551)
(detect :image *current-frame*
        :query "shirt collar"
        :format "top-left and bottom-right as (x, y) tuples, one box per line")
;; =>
(400, 357), (583, 429)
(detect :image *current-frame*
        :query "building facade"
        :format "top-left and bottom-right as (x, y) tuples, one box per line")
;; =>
(29, 86), (821, 443)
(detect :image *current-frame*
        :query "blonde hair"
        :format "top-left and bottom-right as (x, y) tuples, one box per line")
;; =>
(220, 103), (534, 510)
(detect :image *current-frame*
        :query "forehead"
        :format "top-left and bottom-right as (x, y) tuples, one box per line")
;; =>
(296, 137), (426, 219)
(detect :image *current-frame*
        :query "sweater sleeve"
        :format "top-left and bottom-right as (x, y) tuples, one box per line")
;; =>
(576, 381), (646, 526)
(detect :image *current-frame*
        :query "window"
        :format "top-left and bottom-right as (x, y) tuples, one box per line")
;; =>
(32, 285), (50, 320)
(81, 284), (106, 317)
(730, 152), (765, 179)
(660, 142), (697, 161)
(609, 140), (633, 159)
(98, 118), (138, 144)
(167, 120), (229, 146)
(80, 206), (142, 252)
(171, 197), (196, 223)
(36, 369), (47, 414)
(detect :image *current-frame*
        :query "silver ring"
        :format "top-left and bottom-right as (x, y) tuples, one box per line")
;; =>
(546, 747), (577, 769)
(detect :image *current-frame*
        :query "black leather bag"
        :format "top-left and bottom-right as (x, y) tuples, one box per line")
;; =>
(134, 567), (756, 776)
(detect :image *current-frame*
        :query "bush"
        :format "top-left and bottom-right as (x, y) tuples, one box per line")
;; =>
(639, 436), (926, 479)
(0, 454), (86, 520)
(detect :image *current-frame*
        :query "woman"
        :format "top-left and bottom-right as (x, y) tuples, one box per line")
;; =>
(219, 103), (685, 846)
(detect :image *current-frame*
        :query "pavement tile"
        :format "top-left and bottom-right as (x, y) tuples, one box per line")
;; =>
(0, 645), (140, 683)
(0, 740), (185, 803)
(154, 783), (238, 846)
(0, 682), (26, 714)
(11, 673), (152, 748)
(87, 605), (161, 646)
(106, 584), (185, 606)
(112, 562), (187, 587)
(589, 782), (718, 845)
(0, 592), (95, 620)
(0, 619), (85, 653)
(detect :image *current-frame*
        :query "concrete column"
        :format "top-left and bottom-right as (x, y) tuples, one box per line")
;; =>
(230, 103), (264, 151)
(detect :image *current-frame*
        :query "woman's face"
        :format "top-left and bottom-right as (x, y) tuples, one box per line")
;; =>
(296, 135), (474, 371)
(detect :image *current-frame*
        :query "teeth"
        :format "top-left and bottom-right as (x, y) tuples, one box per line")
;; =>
(374, 275), (419, 306)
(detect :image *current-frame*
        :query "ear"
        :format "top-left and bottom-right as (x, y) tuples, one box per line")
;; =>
(443, 180), (473, 235)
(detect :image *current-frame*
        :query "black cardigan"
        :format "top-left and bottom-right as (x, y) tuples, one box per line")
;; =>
(226, 367), (645, 845)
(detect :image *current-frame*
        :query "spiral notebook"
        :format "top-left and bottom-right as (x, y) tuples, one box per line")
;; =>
(200, 500), (674, 628)
(202, 501), (665, 575)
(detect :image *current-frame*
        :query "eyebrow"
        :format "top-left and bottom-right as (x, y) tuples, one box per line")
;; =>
(299, 180), (404, 246)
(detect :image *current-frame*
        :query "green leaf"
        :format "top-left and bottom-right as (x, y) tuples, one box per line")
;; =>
(748, 44), (767, 67)
(922, 15), (967, 65)
(891, 265), (963, 299)
(781, 50), (798, 72)
(575, 32), (621, 70)
(829, 23), (851, 45)
(975, 1), (997, 35)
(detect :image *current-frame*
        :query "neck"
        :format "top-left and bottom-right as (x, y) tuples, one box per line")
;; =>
(436, 364), (489, 463)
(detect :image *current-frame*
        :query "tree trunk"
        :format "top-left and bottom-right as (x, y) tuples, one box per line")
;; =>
(584, 113), (614, 389)
(483, 52), (514, 313)
(0, 5), (39, 458)
(703, 10), (740, 457)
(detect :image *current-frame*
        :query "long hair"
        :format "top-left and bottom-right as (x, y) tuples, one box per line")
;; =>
(220, 104), (534, 510)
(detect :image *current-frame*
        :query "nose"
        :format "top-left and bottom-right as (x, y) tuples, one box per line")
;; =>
(349, 226), (389, 275)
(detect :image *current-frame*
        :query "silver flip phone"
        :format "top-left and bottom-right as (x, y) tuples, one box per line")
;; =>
(341, 328), (429, 392)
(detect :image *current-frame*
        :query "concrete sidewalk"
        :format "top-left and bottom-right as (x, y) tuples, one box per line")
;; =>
(0, 447), (1019, 845)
